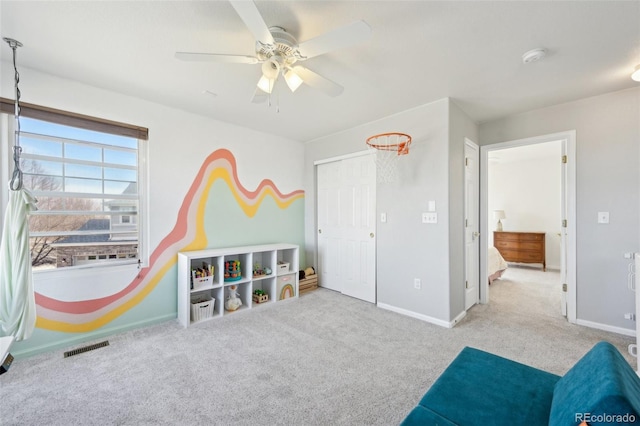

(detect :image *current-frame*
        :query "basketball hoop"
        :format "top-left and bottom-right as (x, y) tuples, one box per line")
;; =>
(366, 132), (412, 183)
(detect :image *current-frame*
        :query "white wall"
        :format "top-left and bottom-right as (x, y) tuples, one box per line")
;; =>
(1, 63), (305, 355)
(305, 98), (478, 325)
(480, 87), (640, 333)
(488, 143), (562, 269)
(1, 64), (305, 245)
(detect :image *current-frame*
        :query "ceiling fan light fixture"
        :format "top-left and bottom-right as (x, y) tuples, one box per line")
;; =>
(261, 59), (281, 80)
(257, 75), (275, 94)
(284, 69), (303, 92)
(632, 64), (640, 82)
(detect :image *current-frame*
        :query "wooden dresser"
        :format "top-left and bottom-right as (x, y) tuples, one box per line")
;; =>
(493, 231), (546, 271)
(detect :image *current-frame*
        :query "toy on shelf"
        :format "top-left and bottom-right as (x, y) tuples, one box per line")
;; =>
(224, 260), (242, 282)
(225, 285), (243, 311)
(253, 262), (273, 278)
(252, 289), (269, 304)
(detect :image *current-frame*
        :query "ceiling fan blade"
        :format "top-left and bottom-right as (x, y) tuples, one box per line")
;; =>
(175, 52), (258, 64)
(229, 0), (275, 46)
(297, 20), (372, 59)
(293, 66), (344, 97)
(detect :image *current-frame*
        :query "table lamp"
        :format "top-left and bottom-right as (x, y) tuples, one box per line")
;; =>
(494, 210), (506, 231)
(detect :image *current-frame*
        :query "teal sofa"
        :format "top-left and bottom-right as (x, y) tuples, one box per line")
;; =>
(401, 341), (640, 425)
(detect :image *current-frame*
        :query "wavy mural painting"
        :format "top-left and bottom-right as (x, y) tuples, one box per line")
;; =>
(34, 149), (304, 332)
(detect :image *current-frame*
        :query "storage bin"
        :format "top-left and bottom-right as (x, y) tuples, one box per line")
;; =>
(190, 298), (215, 322)
(277, 262), (290, 274)
(192, 275), (213, 290)
(299, 274), (318, 294)
(276, 274), (295, 300)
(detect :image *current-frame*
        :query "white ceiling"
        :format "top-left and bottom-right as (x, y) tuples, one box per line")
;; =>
(1, 1), (639, 142)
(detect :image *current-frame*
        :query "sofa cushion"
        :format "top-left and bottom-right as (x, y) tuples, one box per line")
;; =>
(400, 405), (459, 426)
(549, 341), (640, 426)
(417, 347), (560, 426)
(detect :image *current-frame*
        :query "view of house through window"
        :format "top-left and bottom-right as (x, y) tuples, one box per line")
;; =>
(18, 117), (141, 270)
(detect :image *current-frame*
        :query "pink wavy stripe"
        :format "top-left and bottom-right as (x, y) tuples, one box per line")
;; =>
(34, 149), (303, 317)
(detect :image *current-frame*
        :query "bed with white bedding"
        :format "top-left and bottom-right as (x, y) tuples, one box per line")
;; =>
(488, 246), (508, 284)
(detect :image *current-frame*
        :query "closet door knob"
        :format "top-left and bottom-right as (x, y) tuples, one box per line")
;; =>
(370, 233), (375, 238)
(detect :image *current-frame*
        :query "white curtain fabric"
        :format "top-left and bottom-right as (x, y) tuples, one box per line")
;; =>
(0, 187), (37, 341)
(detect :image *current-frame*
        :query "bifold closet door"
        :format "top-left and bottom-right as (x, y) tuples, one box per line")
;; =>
(317, 155), (376, 303)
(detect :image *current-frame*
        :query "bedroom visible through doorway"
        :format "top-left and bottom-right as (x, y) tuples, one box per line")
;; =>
(479, 131), (576, 323)
(488, 140), (562, 318)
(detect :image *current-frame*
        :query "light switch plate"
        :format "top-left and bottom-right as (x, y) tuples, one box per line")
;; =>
(422, 212), (437, 224)
(428, 200), (436, 212)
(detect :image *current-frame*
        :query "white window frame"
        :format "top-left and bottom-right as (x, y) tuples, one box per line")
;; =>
(0, 111), (149, 272)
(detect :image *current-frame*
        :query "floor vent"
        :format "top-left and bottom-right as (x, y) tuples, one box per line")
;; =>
(64, 340), (109, 358)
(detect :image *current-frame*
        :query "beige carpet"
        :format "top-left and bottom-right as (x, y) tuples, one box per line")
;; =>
(1, 267), (635, 425)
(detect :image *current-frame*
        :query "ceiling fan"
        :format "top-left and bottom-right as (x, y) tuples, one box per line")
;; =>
(175, 0), (372, 101)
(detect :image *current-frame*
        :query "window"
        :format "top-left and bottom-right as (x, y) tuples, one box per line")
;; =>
(1, 99), (148, 270)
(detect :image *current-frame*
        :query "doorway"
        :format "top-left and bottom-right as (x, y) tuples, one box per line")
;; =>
(316, 152), (377, 303)
(479, 131), (577, 323)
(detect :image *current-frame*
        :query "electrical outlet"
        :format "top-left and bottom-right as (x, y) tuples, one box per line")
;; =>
(414, 278), (421, 289)
(624, 313), (636, 321)
(381, 212), (387, 223)
(597, 211), (609, 224)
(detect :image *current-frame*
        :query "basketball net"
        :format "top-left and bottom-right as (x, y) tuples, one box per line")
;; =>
(366, 132), (412, 184)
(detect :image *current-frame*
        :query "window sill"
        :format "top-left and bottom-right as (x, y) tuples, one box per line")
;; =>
(33, 260), (142, 277)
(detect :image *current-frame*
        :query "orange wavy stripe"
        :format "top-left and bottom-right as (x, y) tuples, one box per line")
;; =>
(34, 149), (303, 318)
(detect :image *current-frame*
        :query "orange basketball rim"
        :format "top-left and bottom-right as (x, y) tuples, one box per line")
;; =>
(366, 132), (412, 155)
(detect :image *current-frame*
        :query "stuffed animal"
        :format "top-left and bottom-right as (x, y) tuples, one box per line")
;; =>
(299, 266), (316, 280)
(225, 285), (242, 311)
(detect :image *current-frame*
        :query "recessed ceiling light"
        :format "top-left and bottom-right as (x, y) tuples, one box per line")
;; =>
(632, 64), (640, 82)
(522, 48), (547, 64)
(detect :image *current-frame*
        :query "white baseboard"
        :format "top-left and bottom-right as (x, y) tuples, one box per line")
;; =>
(450, 310), (467, 327)
(377, 303), (466, 328)
(12, 313), (177, 358)
(576, 319), (635, 337)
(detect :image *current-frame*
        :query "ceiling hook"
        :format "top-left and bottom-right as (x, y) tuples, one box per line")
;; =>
(3, 37), (23, 49)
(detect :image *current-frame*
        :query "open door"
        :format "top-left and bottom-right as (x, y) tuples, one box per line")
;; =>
(465, 139), (480, 310)
(560, 146), (568, 317)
